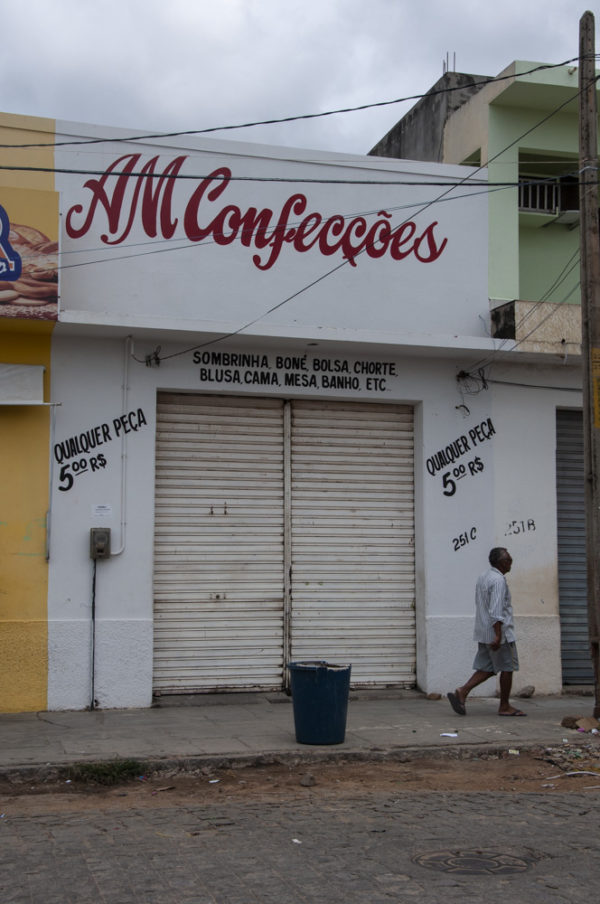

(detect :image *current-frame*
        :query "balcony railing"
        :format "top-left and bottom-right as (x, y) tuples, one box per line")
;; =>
(518, 179), (559, 214)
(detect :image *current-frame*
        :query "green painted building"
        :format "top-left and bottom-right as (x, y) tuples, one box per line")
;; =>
(370, 60), (597, 357)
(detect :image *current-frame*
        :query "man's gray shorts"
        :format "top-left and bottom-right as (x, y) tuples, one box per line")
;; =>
(472, 641), (519, 674)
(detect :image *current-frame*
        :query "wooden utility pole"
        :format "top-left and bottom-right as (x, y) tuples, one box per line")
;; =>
(579, 10), (600, 717)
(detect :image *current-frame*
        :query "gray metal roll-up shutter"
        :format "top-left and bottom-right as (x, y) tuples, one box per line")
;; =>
(289, 400), (415, 686)
(153, 393), (285, 692)
(556, 408), (593, 684)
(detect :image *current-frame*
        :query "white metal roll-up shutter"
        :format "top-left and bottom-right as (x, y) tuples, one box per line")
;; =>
(556, 409), (593, 684)
(290, 400), (415, 685)
(153, 393), (285, 691)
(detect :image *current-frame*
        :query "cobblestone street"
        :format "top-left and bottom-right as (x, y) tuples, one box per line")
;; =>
(1, 783), (598, 903)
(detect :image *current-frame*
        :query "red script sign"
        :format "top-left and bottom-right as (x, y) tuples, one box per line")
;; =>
(66, 154), (449, 272)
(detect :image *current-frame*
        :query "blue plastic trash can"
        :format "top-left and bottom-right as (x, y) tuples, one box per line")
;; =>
(288, 661), (351, 744)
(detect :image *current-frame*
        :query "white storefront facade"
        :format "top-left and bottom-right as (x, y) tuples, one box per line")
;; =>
(43, 124), (579, 709)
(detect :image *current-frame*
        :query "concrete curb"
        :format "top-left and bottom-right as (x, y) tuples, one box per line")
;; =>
(0, 740), (567, 785)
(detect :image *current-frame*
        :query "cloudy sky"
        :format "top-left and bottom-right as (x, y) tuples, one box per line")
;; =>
(0, 0), (593, 155)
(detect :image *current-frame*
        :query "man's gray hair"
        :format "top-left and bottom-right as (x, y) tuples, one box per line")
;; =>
(489, 547), (509, 567)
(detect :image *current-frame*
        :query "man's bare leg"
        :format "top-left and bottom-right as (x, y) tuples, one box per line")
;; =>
(455, 669), (494, 706)
(497, 670), (524, 715)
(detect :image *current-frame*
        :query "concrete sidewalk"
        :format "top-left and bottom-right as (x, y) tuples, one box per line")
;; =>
(1, 691), (597, 778)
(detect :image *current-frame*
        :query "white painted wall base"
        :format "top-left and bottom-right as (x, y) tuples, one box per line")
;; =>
(48, 619), (153, 710)
(48, 619), (91, 710)
(512, 615), (563, 696)
(420, 614), (562, 697)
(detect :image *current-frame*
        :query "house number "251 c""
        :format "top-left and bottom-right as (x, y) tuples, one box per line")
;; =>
(452, 526), (477, 551)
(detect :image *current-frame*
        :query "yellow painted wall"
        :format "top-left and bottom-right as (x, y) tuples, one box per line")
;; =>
(0, 111), (56, 192)
(0, 323), (53, 710)
(1, 112), (55, 711)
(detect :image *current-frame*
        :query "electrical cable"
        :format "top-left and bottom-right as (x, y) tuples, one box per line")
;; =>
(53, 180), (541, 275)
(0, 57), (588, 151)
(5, 60), (589, 363)
(452, 71), (600, 376)
(90, 558), (97, 712)
(484, 250), (580, 358)
(485, 378), (581, 391)
(508, 280), (580, 350)
(513, 252), (580, 330)
(152, 76), (591, 364)
(457, 276), (582, 397)
(464, 250), (581, 374)
(0, 162), (565, 187)
(1, 177), (518, 289)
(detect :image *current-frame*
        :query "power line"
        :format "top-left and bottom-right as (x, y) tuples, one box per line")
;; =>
(451, 75), (599, 372)
(510, 280), (580, 351)
(2, 162), (570, 187)
(477, 249), (581, 363)
(464, 248), (581, 374)
(17, 93), (590, 281)
(150, 133), (585, 362)
(458, 276), (582, 396)
(162, 77), (580, 364)
(0, 57), (589, 151)
(152, 84), (588, 364)
(56, 181), (516, 274)
(485, 378), (580, 391)
(5, 61), (587, 362)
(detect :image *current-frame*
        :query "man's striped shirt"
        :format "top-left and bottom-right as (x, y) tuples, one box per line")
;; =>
(473, 566), (515, 644)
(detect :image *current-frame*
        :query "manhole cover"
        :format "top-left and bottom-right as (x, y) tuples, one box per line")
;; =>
(413, 849), (544, 876)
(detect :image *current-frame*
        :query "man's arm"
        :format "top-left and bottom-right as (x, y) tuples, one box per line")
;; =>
(487, 575), (506, 649)
(490, 621), (503, 651)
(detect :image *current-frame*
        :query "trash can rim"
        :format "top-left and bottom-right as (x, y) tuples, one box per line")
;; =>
(288, 660), (350, 671)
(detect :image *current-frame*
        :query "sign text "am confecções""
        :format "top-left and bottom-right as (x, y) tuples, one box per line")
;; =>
(65, 154), (449, 272)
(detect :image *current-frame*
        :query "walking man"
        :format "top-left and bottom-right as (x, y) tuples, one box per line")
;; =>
(447, 547), (526, 717)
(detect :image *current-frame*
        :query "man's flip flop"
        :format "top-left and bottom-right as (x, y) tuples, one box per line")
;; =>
(498, 710), (527, 716)
(447, 691), (466, 716)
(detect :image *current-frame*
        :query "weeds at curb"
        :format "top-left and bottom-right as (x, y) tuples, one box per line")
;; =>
(65, 760), (145, 785)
